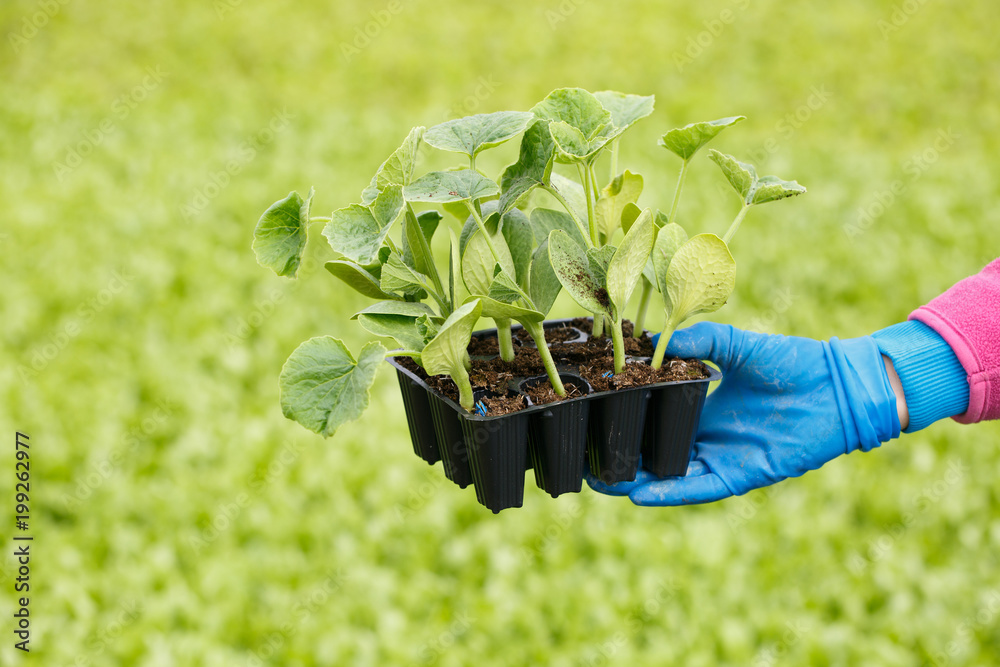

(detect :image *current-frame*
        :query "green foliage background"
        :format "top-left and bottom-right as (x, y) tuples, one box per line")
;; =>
(2, 0), (999, 664)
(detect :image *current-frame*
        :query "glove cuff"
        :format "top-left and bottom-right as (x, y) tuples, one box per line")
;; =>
(826, 337), (901, 452)
(871, 320), (969, 432)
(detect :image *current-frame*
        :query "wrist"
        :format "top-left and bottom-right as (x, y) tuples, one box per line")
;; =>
(881, 355), (909, 430)
(871, 321), (969, 432)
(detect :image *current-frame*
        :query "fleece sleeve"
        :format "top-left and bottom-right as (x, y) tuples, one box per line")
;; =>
(908, 258), (1000, 425)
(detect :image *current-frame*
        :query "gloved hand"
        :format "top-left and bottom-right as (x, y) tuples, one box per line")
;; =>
(586, 322), (901, 505)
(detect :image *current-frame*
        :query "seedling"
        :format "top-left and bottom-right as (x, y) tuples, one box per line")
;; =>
(630, 116), (744, 337)
(548, 209), (656, 374)
(251, 86), (807, 440)
(648, 151), (806, 367)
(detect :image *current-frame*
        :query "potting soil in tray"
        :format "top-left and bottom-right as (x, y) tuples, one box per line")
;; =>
(389, 319), (719, 513)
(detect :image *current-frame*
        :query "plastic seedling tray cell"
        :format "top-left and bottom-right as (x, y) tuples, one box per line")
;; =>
(387, 320), (719, 512)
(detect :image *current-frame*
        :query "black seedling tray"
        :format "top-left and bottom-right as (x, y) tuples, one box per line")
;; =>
(387, 319), (720, 513)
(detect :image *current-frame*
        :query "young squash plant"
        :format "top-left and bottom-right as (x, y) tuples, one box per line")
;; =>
(252, 85), (808, 439)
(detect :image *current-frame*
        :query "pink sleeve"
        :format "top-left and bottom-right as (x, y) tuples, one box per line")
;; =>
(909, 258), (1000, 424)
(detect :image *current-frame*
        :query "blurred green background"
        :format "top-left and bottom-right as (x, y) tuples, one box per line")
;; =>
(3, 0), (999, 664)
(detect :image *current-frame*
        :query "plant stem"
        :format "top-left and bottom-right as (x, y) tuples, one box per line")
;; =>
(592, 312), (605, 338)
(722, 204), (750, 244)
(524, 321), (565, 396)
(454, 366), (475, 411)
(579, 163), (599, 246)
(495, 317), (515, 362)
(406, 204), (446, 301)
(470, 156), (484, 219)
(609, 139), (620, 182)
(385, 236), (400, 255)
(542, 184), (593, 248)
(667, 159), (689, 225)
(611, 318), (626, 375)
(465, 201), (502, 264)
(309, 216), (331, 223)
(633, 278), (652, 337)
(651, 316), (679, 369)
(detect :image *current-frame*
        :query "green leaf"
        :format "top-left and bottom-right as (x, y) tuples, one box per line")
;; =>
(468, 295), (544, 324)
(499, 119), (556, 214)
(651, 222), (689, 297)
(253, 188), (314, 278)
(351, 300), (438, 320)
(621, 202), (642, 234)
(375, 126), (425, 190)
(529, 208), (587, 250)
(663, 233), (736, 324)
(547, 229), (612, 317)
(486, 270), (529, 304)
(659, 116), (745, 161)
(528, 239), (562, 316)
(403, 169), (500, 203)
(325, 260), (401, 301)
(606, 209), (655, 314)
(593, 91), (655, 130)
(548, 121), (613, 163)
(421, 299), (483, 408)
(323, 185), (404, 265)
(416, 314), (439, 344)
(548, 173), (589, 226)
(708, 150), (807, 206)
(380, 251), (427, 295)
(596, 170), (643, 239)
(461, 223), (514, 297)
(448, 229), (459, 310)
(531, 88), (612, 140)
(708, 149), (758, 202)
(402, 210), (442, 272)
(459, 201), (500, 256)
(356, 314), (428, 352)
(750, 174), (807, 205)
(587, 245), (616, 287)
(423, 111), (534, 158)
(279, 338), (385, 437)
(500, 207), (533, 288)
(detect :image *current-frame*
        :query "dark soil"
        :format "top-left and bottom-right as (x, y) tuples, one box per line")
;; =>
(467, 335), (502, 357)
(569, 317), (656, 356)
(479, 394), (525, 415)
(513, 324), (583, 345)
(391, 325), (709, 416)
(522, 378), (587, 405)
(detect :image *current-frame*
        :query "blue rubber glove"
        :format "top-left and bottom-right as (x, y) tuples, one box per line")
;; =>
(586, 322), (901, 505)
